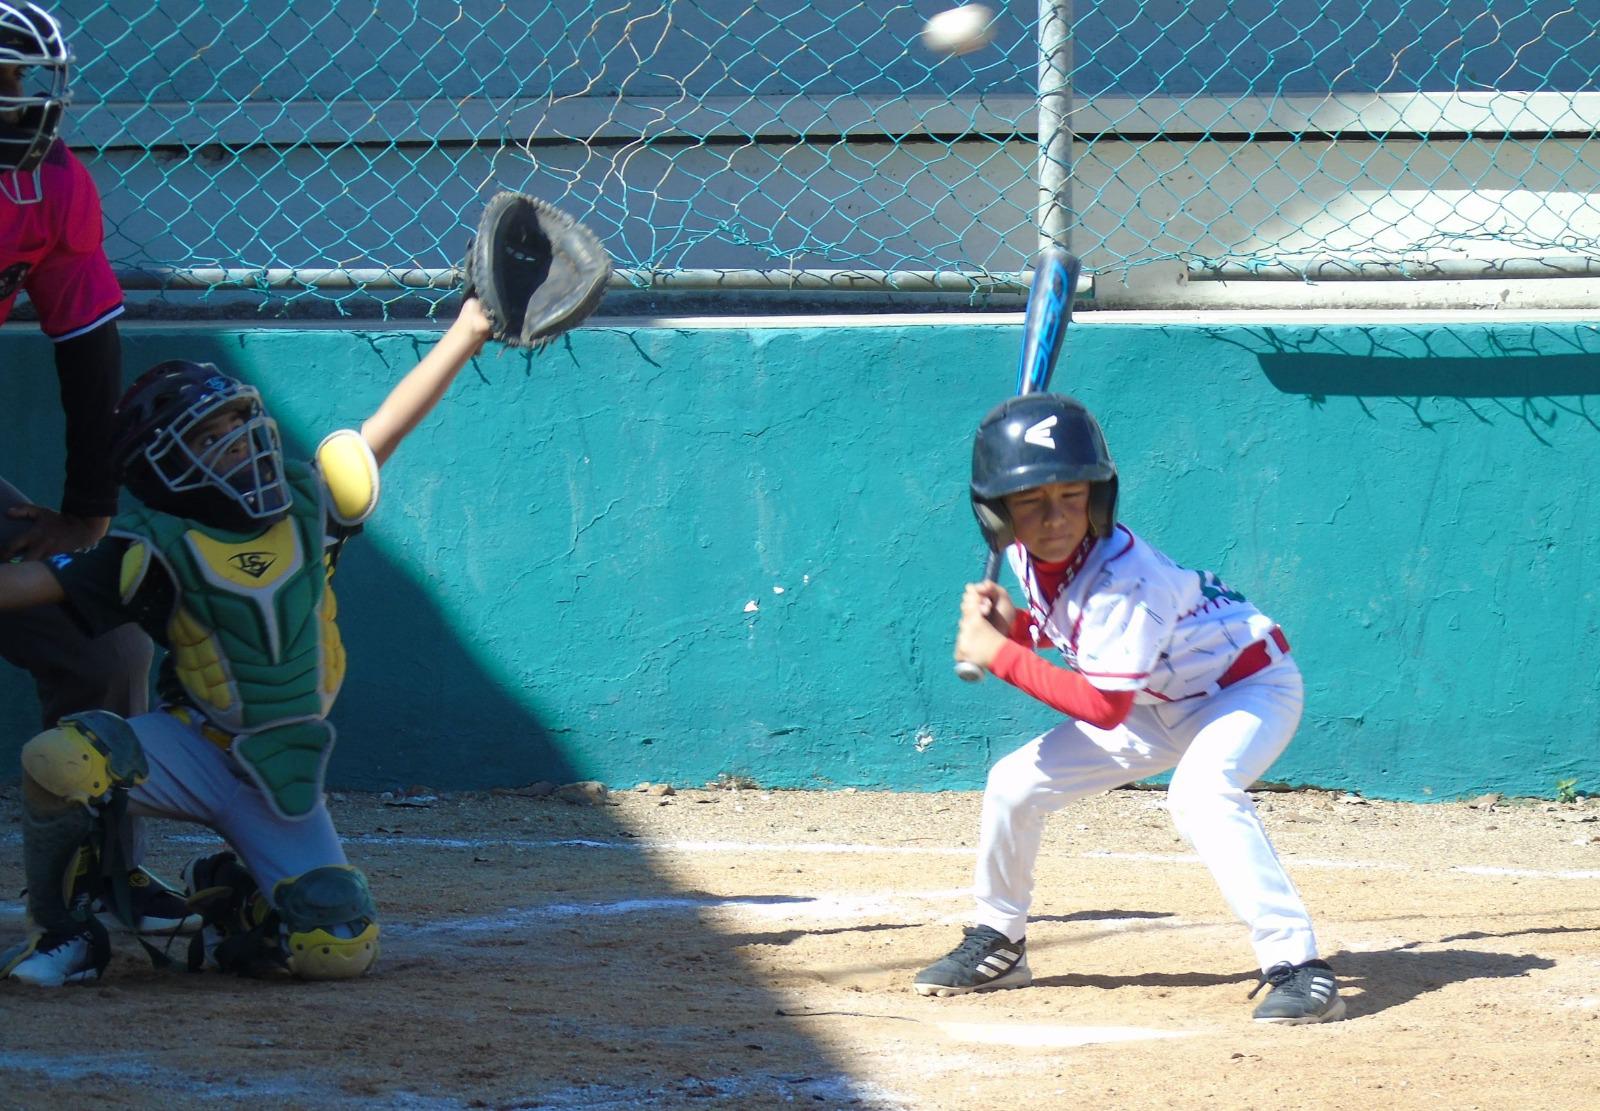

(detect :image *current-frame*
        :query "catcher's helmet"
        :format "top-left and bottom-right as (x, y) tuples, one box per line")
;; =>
(970, 393), (1118, 551)
(112, 361), (292, 532)
(0, 2), (69, 175)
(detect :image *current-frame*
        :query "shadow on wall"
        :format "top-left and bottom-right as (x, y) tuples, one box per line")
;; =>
(1202, 323), (1600, 441)
(0, 329), (576, 791)
(166, 333), (582, 792)
(0, 329), (895, 1110)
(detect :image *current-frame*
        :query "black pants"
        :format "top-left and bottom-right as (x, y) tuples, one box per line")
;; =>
(0, 476), (154, 730)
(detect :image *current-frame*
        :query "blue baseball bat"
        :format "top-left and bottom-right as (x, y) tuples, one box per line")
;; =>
(956, 246), (1082, 683)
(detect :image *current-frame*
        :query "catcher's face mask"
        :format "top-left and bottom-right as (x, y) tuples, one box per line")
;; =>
(0, 2), (70, 181)
(140, 379), (292, 529)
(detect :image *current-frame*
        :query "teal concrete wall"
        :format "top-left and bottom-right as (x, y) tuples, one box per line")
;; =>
(3, 318), (1597, 800)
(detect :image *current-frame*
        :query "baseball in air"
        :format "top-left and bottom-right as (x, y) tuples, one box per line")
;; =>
(922, 5), (995, 56)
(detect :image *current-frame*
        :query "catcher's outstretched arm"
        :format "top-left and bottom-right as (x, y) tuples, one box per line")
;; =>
(360, 298), (493, 468)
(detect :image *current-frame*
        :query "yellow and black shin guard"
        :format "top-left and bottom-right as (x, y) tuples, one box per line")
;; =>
(274, 866), (380, 980)
(14, 712), (147, 941)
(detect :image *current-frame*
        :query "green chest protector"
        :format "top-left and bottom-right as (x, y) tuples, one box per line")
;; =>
(112, 462), (349, 821)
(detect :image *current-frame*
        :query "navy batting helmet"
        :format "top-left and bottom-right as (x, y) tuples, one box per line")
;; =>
(970, 393), (1118, 550)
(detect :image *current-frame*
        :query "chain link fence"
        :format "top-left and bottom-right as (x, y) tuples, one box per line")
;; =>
(52, 1), (1600, 313)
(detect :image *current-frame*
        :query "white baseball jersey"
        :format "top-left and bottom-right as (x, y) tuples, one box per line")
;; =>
(1006, 524), (1282, 703)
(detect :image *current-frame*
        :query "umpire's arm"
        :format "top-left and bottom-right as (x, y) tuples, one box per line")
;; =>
(55, 319), (122, 522)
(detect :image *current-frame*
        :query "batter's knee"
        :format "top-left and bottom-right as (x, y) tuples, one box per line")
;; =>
(1165, 771), (1252, 835)
(274, 865), (380, 981)
(982, 749), (1049, 815)
(20, 711), (148, 807)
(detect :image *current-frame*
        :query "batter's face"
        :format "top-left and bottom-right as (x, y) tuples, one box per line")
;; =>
(1004, 481), (1091, 562)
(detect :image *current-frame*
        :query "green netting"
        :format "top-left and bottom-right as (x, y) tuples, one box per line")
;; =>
(52, 1), (1600, 311)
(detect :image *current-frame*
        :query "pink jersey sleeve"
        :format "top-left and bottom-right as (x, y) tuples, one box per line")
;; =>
(20, 148), (124, 339)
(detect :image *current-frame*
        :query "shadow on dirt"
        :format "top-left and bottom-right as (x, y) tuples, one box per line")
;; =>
(1329, 945), (1558, 1019)
(0, 328), (892, 1109)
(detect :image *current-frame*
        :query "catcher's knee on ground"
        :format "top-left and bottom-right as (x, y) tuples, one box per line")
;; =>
(17, 712), (147, 929)
(274, 866), (380, 980)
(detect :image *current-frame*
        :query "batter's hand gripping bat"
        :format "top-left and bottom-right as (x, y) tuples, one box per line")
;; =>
(955, 246), (1082, 683)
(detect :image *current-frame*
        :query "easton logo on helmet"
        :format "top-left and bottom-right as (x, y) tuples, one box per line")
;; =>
(1024, 415), (1058, 449)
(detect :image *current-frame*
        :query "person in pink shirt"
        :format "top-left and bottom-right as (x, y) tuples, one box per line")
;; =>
(2, 2), (194, 938)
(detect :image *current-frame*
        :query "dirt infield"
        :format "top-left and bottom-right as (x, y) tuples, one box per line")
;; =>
(1, 782), (1597, 1110)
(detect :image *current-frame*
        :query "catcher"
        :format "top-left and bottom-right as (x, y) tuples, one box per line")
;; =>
(0, 194), (609, 986)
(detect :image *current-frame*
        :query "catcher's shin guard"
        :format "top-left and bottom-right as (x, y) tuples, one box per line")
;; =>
(275, 866), (380, 980)
(15, 712), (147, 939)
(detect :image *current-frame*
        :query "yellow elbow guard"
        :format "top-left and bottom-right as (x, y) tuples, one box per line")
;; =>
(315, 429), (381, 526)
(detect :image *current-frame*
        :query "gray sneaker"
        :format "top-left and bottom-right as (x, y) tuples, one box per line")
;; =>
(1250, 959), (1347, 1024)
(914, 925), (1031, 997)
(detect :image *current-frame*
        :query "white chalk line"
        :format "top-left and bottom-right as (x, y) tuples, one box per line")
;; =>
(164, 830), (1600, 881)
(1454, 864), (1600, 880)
(7, 827), (1600, 880)
(525, 1073), (910, 1110)
(1, 890), (1188, 943)
(0, 1051), (464, 1107)
(0, 1050), (908, 1111)
(390, 888), (972, 937)
(7, 828), (1595, 885)
(937, 1021), (1195, 1049)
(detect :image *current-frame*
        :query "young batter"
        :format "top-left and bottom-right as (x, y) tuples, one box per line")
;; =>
(922, 393), (1344, 1024)
(0, 297), (494, 987)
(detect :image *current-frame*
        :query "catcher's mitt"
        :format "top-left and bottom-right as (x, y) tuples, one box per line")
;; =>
(464, 192), (611, 349)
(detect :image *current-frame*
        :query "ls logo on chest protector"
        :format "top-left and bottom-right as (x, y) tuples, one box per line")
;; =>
(229, 552), (278, 579)
(1024, 414), (1058, 449)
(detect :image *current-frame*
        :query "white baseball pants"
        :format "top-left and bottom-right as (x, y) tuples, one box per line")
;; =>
(971, 659), (1320, 972)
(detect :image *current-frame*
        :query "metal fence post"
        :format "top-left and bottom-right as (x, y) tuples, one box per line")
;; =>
(1037, 0), (1074, 253)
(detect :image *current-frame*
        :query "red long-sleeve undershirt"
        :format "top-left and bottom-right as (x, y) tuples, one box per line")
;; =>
(987, 555), (1136, 730)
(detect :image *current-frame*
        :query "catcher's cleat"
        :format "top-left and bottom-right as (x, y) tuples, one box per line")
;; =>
(181, 850), (285, 976)
(2, 922), (110, 987)
(913, 925), (1031, 997)
(1249, 959), (1347, 1024)
(92, 865), (204, 937)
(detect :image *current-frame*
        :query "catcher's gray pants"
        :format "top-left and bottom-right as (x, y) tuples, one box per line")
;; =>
(0, 476), (153, 728)
(124, 710), (348, 898)
(972, 658), (1320, 973)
